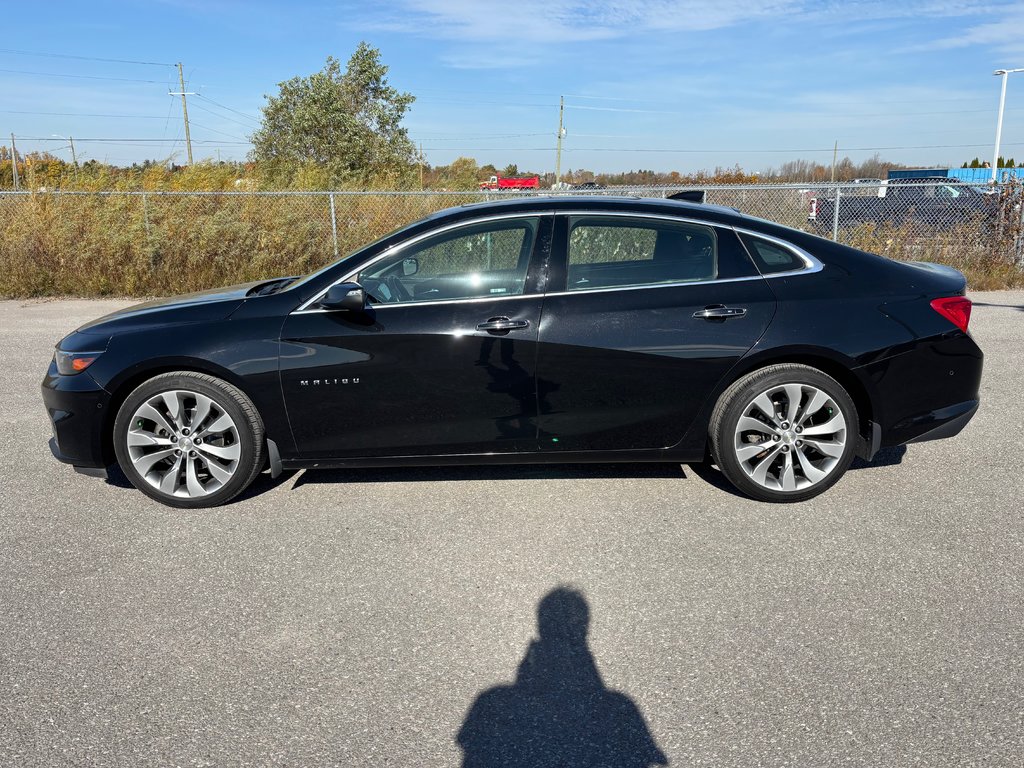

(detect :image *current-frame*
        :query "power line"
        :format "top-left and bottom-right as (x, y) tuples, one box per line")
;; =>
(193, 94), (261, 124)
(0, 48), (173, 67)
(566, 103), (1024, 118)
(19, 136), (251, 145)
(415, 142), (1024, 153)
(187, 121), (249, 141)
(413, 133), (550, 140)
(0, 109), (169, 119)
(188, 101), (259, 130)
(0, 67), (168, 83)
(563, 142), (1024, 153)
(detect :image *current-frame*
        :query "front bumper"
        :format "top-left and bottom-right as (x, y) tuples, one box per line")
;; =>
(41, 361), (112, 472)
(48, 437), (109, 478)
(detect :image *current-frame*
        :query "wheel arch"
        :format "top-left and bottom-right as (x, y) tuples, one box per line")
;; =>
(100, 357), (262, 466)
(726, 347), (878, 440)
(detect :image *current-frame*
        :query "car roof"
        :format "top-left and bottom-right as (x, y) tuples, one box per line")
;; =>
(423, 195), (748, 226)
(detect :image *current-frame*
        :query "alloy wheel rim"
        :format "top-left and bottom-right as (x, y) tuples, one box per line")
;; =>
(733, 383), (847, 493)
(126, 389), (241, 498)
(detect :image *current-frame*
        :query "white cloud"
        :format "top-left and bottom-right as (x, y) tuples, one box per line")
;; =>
(361, 0), (802, 45)
(909, 6), (1024, 56)
(348, 0), (1024, 71)
(360, 0), (1008, 47)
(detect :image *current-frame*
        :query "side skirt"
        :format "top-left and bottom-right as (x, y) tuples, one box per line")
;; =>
(280, 447), (703, 472)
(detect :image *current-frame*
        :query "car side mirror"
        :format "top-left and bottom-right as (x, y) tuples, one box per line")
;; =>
(320, 282), (366, 312)
(402, 257), (419, 277)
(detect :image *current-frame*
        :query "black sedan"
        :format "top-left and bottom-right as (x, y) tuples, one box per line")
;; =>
(42, 196), (982, 508)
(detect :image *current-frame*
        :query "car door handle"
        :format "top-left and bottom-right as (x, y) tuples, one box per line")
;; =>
(693, 305), (747, 319)
(476, 317), (531, 332)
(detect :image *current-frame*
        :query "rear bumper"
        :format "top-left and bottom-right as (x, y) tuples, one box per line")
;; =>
(858, 331), (983, 448)
(903, 400), (979, 445)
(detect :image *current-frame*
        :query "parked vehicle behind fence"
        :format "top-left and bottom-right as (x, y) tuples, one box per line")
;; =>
(808, 178), (992, 230)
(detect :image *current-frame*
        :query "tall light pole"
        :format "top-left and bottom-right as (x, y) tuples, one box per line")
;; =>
(992, 67), (1024, 183)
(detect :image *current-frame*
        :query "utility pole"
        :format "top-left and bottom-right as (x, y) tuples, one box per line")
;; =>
(10, 133), (20, 191)
(419, 142), (424, 190)
(69, 136), (78, 183)
(831, 140), (838, 183)
(170, 62), (195, 164)
(555, 95), (565, 185)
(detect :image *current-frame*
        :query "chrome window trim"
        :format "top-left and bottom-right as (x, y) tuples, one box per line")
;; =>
(291, 210), (823, 314)
(292, 211), (552, 314)
(535, 273), (766, 300)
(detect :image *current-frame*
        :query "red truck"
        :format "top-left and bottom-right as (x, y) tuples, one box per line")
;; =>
(479, 174), (540, 191)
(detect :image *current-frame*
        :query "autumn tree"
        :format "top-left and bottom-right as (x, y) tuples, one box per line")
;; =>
(250, 43), (416, 188)
(437, 157), (481, 189)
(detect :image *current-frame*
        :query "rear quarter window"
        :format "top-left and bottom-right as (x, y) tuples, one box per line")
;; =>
(740, 234), (804, 275)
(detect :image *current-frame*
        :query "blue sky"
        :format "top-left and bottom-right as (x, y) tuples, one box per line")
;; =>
(3, 0), (1024, 174)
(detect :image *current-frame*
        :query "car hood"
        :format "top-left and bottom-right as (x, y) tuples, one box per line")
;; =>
(75, 280), (265, 336)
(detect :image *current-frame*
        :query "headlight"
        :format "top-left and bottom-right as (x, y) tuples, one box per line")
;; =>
(54, 349), (103, 375)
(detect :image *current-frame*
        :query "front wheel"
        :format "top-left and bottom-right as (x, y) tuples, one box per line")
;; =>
(709, 364), (858, 503)
(113, 372), (265, 508)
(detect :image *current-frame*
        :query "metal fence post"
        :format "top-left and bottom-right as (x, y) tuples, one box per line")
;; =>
(831, 184), (841, 242)
(141, 192), (151, 237)
(1017, 181), (1024, 266)
(328, 192), (339, 259)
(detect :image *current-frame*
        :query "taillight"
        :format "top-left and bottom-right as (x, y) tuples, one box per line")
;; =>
(930, 296), (972, 333)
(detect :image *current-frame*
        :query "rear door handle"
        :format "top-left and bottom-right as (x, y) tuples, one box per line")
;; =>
(693, 305), (747, 319)
(476, 316), (531, 332)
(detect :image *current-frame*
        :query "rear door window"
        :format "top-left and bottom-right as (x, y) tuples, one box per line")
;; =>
(565, 217), (718, 291)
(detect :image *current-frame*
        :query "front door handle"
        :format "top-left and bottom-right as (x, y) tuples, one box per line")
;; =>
(693, 305), (747, 319)
(476, 316), (531, 332)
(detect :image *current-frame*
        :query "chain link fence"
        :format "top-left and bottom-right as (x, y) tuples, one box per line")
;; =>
(1, 181), (1021, 297)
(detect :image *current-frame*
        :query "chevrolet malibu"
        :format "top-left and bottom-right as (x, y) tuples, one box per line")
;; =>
(42, 196), (982, 508)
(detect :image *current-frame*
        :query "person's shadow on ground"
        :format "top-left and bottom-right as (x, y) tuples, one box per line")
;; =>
(457, 587), (668, 768)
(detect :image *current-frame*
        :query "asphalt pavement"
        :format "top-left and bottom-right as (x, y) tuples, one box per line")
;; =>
(1, 293), (1022, 766)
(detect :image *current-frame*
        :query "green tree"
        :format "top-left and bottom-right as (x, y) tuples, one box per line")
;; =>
(438, 156), (481, 189)
(250, 43), (416, 188)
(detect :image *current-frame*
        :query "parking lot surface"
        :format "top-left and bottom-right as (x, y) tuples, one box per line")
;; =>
(2, 293), (1022, 766)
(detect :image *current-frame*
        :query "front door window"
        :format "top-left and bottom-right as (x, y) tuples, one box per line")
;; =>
(357, 218), (540, 304)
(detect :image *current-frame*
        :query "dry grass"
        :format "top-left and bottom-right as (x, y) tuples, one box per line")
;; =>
(840, 218), (1024, 291)
(1, 189), (1021, 297)
(0, 192), (477, 297)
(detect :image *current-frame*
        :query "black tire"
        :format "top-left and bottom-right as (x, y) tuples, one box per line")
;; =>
(709, 364), (858, 503)
(113, 372), (265, 508)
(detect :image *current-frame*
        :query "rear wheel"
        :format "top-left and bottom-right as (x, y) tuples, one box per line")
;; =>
(710, 364), (858, 502)
(113, 372), (264, 508)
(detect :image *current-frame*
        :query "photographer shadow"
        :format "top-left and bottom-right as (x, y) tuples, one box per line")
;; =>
(457, 587), (668, 768)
